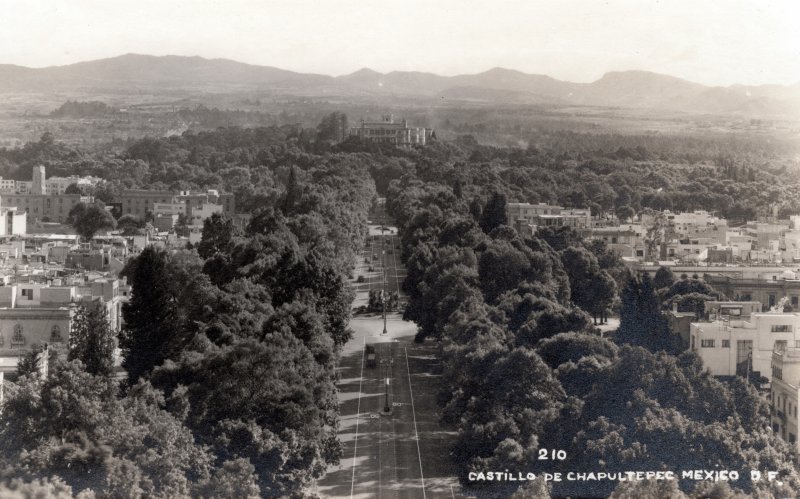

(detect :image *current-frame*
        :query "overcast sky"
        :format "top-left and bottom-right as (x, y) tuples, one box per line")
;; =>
(2, 0), (798, 86)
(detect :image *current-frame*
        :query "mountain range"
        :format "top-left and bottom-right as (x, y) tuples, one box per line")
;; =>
(1, 54), (798, 117)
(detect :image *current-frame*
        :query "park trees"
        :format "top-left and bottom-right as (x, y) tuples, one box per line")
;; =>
(119, 247), (182, 384)
(616, 274), (680, 354)
(479, 191), (507, 234)
(67, 202), (116, 241)
(68, 300), (116, 377)
(560, 246), (616, 324)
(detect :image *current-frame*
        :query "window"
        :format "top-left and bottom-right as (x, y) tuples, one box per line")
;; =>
(50, 325), (62, 342)
(793, 296), (799, 306)
(736, 340), (753, 377)
(772, 325), (793, 333)
(774, 365), (783, 380)
(11, 324), (24, 346)
(21, 288), (33, 300)
(791, 433), (797, 444)
(776, 340), (788, 352)
(722, 339), (730, 348)
(701, 339), (715, 348)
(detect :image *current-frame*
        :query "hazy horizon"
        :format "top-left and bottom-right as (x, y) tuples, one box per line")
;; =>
(2, 0), (799, 87)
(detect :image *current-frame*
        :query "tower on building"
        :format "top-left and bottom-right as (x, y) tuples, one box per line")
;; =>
(32, 165), (46, 195)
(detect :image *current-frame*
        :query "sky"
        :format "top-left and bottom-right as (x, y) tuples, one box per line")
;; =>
(1, 0), (799, 87)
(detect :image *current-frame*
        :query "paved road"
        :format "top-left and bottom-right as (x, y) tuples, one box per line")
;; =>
(316, 227), (468, 499)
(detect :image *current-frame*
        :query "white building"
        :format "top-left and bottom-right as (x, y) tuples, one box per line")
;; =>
(45, 175), (102, 195)
(0, 178), (16, 193)
(153, 202), (187, 217)
(770, 347), (800, 449)
(589, 224), (647, 258)
(0, 207), (26, 236)
(190, 203), (223, 227)
(690, 312), (800, 379)
(15, 181), (32, 194)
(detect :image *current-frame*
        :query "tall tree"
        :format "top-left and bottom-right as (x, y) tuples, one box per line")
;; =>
(653, 265), (675, 289)
(67, 202), (117, 241)
(479, 191), (507, 234)
(281, 165), (299, 215)
(119, 247), (180, 384)
(68, 300), (116, 377)
(197, 213), (235, 259)
(616, 274), (680, 353)
(16, 347), (44, 378)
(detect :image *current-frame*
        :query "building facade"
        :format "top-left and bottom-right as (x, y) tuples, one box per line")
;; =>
(0, 279), (128, 372)
(1, 193), (91, 223)
(770, 347), (800, 450)
(690, 312), (800, 379)
(507, 202), (592, 234)
(118, 189), (235, 219)
(350, 115), (430, 146)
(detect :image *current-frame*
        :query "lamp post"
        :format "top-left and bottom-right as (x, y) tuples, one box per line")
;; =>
(384, 378), (390, 413)
(382, 248), (388, 335)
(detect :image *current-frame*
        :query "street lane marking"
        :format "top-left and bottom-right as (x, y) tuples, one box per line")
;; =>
(350, 335), (366, 499)
(451, 485), (456, 499)
(405, 347), (427, 499)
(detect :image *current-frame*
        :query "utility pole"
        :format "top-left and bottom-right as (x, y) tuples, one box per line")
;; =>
(381, 242), (388, 335)
(384, 378), (390, 413)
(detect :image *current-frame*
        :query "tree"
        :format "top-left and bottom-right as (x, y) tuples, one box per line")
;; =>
(316, 111), (348, 143)
(616, 274), (680, 353)
(67, 202), (116, 241)
(479, 192), (507, 234)
(615, 205), (635, 223)
(119, 247), (180, 384)
(16, 347), (44, 378)
(281, 165), (299, 215)
(117, 214), (144, 235)
(64, 183), (90, 195)
(68, 300), (116, 377)
(197, 213), (235, 259)
(653, 266), (675, 289)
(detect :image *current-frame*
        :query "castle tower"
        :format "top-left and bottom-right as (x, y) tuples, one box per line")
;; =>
(32, 165), (45, 195)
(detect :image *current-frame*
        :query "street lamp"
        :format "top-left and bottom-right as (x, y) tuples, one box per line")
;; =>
(384, 378), (390, 413)
(381, 249), (388, 335)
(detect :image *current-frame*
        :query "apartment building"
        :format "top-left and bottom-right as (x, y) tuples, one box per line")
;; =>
(690, 312), (800, 379)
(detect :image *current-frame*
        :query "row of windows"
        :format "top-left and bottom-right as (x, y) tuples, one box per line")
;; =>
(701, 339), (731, 348)
(772, 391), (799, 420)
(0, 324), (62, 348)
(700, 339), (800, 350)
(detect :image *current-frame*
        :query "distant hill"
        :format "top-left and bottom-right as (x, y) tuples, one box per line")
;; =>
(1, 54), (798, 117)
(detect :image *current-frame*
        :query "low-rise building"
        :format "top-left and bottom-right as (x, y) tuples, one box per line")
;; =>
(189, 203), (223, 227)
(770, 346), (800, 449)
(0, 278), (128, 372)
(507, 202), (592, 235)
(45, 175), (102, 195)
(118, 189), (235, 219)
(349, 115), (430, 146)
(704, 272), (800, 310)
(689, 312), (800, 379)
(589, 224), (647, 258)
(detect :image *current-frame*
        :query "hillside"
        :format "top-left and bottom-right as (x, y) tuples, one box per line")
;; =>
(1, 54), (798, 117)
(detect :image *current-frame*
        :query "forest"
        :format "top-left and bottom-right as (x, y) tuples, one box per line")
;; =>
(0, 113), (798, 497)
(0, 124), (375, 497)
(384, 147), (800, 497)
